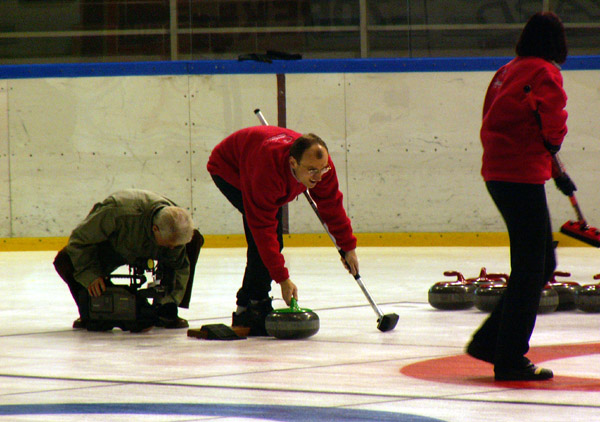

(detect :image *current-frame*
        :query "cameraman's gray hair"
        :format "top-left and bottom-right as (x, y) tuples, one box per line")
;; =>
(154, 206), (194, 245)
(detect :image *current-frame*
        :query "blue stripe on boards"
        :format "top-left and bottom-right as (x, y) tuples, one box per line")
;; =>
(0, 61), (189, 79)
(1, 56), (599, 79)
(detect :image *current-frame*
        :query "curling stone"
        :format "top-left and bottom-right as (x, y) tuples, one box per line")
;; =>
(474, 275), (508, 313)
(265, 298), (319, 339)
(549, 271), (581, 311)
(537, 283), (559, 314)
(428, 271), (476, 310)
(575, 274), (600, 313)
(473, 282), (506, 312)
(473, 271), (508, 313)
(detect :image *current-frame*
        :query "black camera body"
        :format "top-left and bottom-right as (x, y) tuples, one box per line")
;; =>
(87, 259), (168, 331)
(89, 285), (138, 322)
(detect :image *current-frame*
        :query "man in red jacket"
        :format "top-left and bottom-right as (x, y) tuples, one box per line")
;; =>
(207, 126), (358, 335)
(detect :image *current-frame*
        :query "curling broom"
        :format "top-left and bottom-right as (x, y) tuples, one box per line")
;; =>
(552, 154), (600, 247)
(524, 85), (600, 247)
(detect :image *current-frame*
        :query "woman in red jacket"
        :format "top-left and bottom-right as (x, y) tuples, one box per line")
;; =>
(466, 12), (574, 381)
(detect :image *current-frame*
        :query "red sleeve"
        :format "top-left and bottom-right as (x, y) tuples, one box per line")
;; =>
(309, 158), (357, 252)
(533, 68), (568, 149)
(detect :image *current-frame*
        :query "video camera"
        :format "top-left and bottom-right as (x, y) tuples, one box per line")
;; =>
(87, 259), (169, 331)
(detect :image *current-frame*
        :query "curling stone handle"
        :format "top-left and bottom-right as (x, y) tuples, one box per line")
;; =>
(290, 297), (301, 312)
(443, 270), (465, 282)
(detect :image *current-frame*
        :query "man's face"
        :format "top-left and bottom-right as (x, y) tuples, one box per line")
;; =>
(290, 145), (331, 189)
(152, 226), (181, 249)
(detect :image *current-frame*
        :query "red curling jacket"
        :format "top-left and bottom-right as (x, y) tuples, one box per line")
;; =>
(207, 126), (357, 283)
(481, 56), (568, 184)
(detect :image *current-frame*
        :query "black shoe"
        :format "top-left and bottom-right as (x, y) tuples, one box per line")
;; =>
(157, 316), (189, 329)
(73, 318), (87, 329)
(495, 362), (553, 381)
(466, 340), (494, 364)
(155, 302), (187, 328)
(232, 298), (273, 336)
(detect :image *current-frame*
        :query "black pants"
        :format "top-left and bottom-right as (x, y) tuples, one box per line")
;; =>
(53, 229), (203, 320)
(211, 175), (283, 306)
(472, 181), (556, 370)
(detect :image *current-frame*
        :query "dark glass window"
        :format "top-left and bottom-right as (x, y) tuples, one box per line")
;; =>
(0, 1), (597, 64)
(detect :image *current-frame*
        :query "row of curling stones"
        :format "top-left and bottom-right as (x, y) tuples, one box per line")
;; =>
(544, 272), (600, 313)
(265, 298), (320, 339)
(428, 268), (507, 312)
(428, 268), (573, 314)
(477, 275), (560, 314)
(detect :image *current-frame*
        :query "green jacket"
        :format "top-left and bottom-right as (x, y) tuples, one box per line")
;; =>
(65, 189), (190, 305)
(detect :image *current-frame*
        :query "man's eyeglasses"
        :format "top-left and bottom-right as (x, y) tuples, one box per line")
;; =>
(301, 164), (331, 177)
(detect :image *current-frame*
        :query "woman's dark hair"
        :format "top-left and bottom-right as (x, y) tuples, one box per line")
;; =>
(516, 12), (567, 64)
(290, 133), (328, 162)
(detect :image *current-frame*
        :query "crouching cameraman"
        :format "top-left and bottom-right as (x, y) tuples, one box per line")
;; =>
(54, 189), (203, 332)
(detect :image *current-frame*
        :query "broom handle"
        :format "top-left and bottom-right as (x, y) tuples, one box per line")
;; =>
(255, 108), (268, 125)
(302, 191), (360, 277)
(552, 155), (586, 223)
(569, 196), (586, 223)
(524, 86), (587, 225)
(302, 190), (385, 318)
